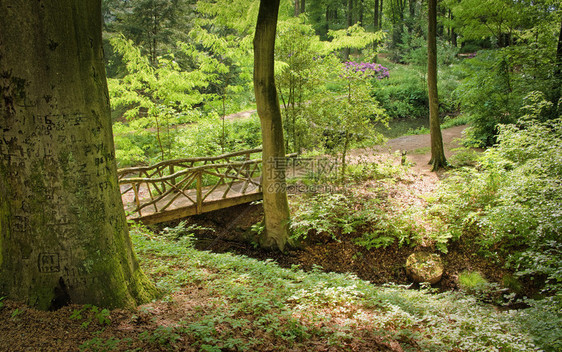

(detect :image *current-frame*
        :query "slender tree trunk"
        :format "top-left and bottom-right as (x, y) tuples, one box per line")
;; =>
(301, 0), (305, 13)
(155, 113), (165, 161)
(222, 91), (227, 153)
(0, 0), (157, 310)
(254, 0), (291, 251)
(553, 18), (562, 113)
(374, 0), (380, 30)
(344, 0), (354, 60)
(151, 11), (158, 67)
(449, 10), (457, 46)
(359, 0), (364, 26)
(341, 133), (350, 182)
(379, 0), (383, 29)
(325, 6), (330, 35)
(555, 18), (562, 78)
(294, 0), (300, 16)
(347, 0), (354, 26)
(427, 0), (447, 171)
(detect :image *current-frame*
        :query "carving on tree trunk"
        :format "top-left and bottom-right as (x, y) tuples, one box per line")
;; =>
(0, 1), (157, 309)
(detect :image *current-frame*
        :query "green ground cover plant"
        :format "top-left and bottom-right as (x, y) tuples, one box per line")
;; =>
(288, 158), (435, 251)
(124, 223), (547, 351)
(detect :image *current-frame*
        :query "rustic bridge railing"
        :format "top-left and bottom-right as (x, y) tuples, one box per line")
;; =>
(118, 148), (264, 224)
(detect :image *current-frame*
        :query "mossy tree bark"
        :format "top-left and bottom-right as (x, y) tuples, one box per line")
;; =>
(0, 0), (157, 310)
(427, 0), (447, 171)
(253, 0), (291, 251)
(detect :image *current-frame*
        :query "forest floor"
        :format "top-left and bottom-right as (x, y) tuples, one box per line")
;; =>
(188, 125), (501, 290)
(1, 125), (513, 352)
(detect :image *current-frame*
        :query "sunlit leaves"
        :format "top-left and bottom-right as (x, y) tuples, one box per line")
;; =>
(325, 23), (386, 54)
(108, 35), (210, 118)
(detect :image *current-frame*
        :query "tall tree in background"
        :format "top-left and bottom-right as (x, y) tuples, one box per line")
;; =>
(374, 0), (382, 30)
(379, 0), (383, 29)
(103, 0), (194, 68)
(427, 0), (447, 170)
(344, 0), (355, 60)
(294, 0), (306, 16)
(389, 0), (407, 48)
(254, 0), (291, 251)
(0, 0), (157, 310)
(554, 18), (562, 113)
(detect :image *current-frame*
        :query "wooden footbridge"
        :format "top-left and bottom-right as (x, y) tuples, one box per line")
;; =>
(118, 149), (289, 225)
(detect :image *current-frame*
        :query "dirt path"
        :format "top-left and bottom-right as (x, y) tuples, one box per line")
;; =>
(351, 124), (468, 181)
(224, 109), (256, 121)
(385, 124), (467, 168)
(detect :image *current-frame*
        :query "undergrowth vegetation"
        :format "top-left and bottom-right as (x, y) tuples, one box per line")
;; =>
(282, 115), (562, 350)
(430, 118), (562, 295)
(288, 157), (423, 249)
(99, 2), (562, 349)
(118, 224), (548, 351)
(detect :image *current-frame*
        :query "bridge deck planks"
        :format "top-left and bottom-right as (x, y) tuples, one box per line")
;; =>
(121, 178), (262, 225)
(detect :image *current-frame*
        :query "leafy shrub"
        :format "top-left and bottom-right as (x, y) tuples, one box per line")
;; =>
(371, 60), (460, 121)
(457, 271), (504, 302)
(454, 50), (518, 146)
(391, 28), (459, 68)
(289, 184), (420, 249)
(479, 120), (562, 292)
(371, 64), (428, 120)
(447, 146), (480, 167)
(160, 221), (212, 244)
(455, 44), (559, 147)
(289, 193), (361, 243)
(431, 117), (562, 300)
(114, 115), (263, 167)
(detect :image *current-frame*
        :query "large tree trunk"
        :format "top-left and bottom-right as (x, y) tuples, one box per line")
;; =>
(0, 0), (157, 310)
(254, 0), (291, 251)
(427, 0), (447, 171)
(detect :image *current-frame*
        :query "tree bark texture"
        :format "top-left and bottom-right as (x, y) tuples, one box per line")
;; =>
(374, 0), (380, 30)
(0, 0), (157, 310)
(379, 0), (383, 29)
(554, 18), (562, 112)
(254, 0), (291, 251)
(344, 0), (354, 60)
(359, 0), (364, 26)
(427, 0), (447, 170)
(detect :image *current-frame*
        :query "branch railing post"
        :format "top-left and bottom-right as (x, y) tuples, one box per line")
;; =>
(169, 165), (176, 186)
(118, 148), (290, 221)
(196, 170), (202, 214)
